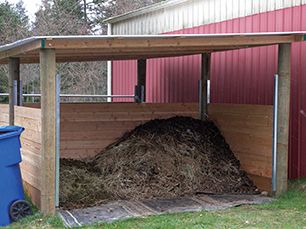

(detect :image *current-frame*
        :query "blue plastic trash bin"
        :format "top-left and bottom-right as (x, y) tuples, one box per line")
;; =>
(0, 126), (32, 226)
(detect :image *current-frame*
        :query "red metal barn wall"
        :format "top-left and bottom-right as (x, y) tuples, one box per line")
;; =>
(112, 5), (306, 179)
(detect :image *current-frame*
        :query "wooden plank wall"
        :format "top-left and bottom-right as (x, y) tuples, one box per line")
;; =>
(15, 106), (42, 208)
(208, 104), (273, 192)
(1, 102), (272, 196)
(61, 102), (272, 191)
(0, 104), (42, 208)
(0, 104), (9, 125)
(60, 103), (198, 158)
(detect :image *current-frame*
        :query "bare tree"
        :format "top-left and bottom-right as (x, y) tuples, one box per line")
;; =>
(0, 1), (30, 102)
(111, 0), (164, 16)
(30, 0), (108, 102)
(1, 0), (164, 103)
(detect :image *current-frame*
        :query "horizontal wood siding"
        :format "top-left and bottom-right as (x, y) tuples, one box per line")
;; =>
(14, 106), (42, 208)
(61, 102), (272, 191)
(0, 104), (42, 207)
(60, 103), (198, 158)
(209, 104), (273, 191)
(1, 103), (272, 194)
(0, 104), (9, 126)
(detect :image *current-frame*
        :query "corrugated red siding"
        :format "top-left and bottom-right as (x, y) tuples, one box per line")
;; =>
(112, 5), (306, 179)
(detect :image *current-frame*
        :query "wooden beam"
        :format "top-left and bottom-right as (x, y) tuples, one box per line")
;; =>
(200, 53), (211, 120)
(0, 39), (41, 61)
(8, 58), (20, 125)
(136, 59), (146, 102)
(40, 49), (57, 214)
(275, 43), (291, 196)
(44, 34), (301, 50)
(0, 34), (302, 64)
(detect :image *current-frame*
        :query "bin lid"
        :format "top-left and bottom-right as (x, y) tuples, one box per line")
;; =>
(0, 126), (24, 140)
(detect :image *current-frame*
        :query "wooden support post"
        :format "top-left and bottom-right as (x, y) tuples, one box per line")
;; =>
(136, 59), (146, 102)
(40, 49), (57, 214)
(200, 53), (211, 120)
(8, 58), (20, 125)
(275, 43), (291, 196)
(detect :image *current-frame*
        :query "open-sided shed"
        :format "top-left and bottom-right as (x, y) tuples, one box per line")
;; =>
(0, 32), (304, 215)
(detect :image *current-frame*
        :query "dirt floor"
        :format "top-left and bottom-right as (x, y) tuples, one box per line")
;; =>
(60, 116), (258, 209)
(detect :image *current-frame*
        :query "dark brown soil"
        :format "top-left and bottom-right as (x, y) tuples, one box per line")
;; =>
(60, 116), (258, 209)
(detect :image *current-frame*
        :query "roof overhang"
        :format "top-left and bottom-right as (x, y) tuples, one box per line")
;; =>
(0, 32), (305, 64)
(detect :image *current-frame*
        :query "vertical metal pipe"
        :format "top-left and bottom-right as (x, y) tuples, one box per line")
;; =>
(107, 23), (112, 102)
(207, 79), (210, 104)
(13, 80), (17, 105)
(55, 74), (61, 207)
(272, 74), (279, 193)
(19, 80), (23, 106)
(198, 79), (202, 119)
(107, 60), (112, 102)
(137, 59), (147, 102)
(198, 79), (210, 119)
(31, 81), (34, 103)
(200, 53), (210, 120)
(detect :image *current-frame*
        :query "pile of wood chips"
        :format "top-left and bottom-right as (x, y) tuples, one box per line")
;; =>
(60, 116), (258, 209)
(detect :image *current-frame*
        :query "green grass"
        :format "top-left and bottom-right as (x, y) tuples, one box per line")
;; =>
(7, 179), (306, 229)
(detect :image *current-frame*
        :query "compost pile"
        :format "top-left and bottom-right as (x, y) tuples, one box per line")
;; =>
(60, 116), (258, 209)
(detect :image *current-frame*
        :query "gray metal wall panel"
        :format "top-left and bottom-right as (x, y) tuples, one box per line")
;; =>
(111, 0), (305, 35)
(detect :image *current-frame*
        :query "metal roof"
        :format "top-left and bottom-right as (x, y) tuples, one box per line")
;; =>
(108, 0), (306, 35)
(103, 0), (186, 24)
(0, 32), (304, 64)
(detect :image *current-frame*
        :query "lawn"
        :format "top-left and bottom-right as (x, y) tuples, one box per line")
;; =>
(6, 179), (306, 229)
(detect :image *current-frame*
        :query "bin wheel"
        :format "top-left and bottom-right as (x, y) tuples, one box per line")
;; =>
(9, 200), (32, 222)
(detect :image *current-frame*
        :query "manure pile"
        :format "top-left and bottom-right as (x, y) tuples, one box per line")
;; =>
(60, 116), (258, 209)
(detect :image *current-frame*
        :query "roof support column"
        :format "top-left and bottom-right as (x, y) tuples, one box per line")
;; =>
(135, 59), (146, 103)
(8, 57), (20, 125)
(199, 53), (211, 120)
(40, 49), (57, 214)
(275, 43), (291, 196)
